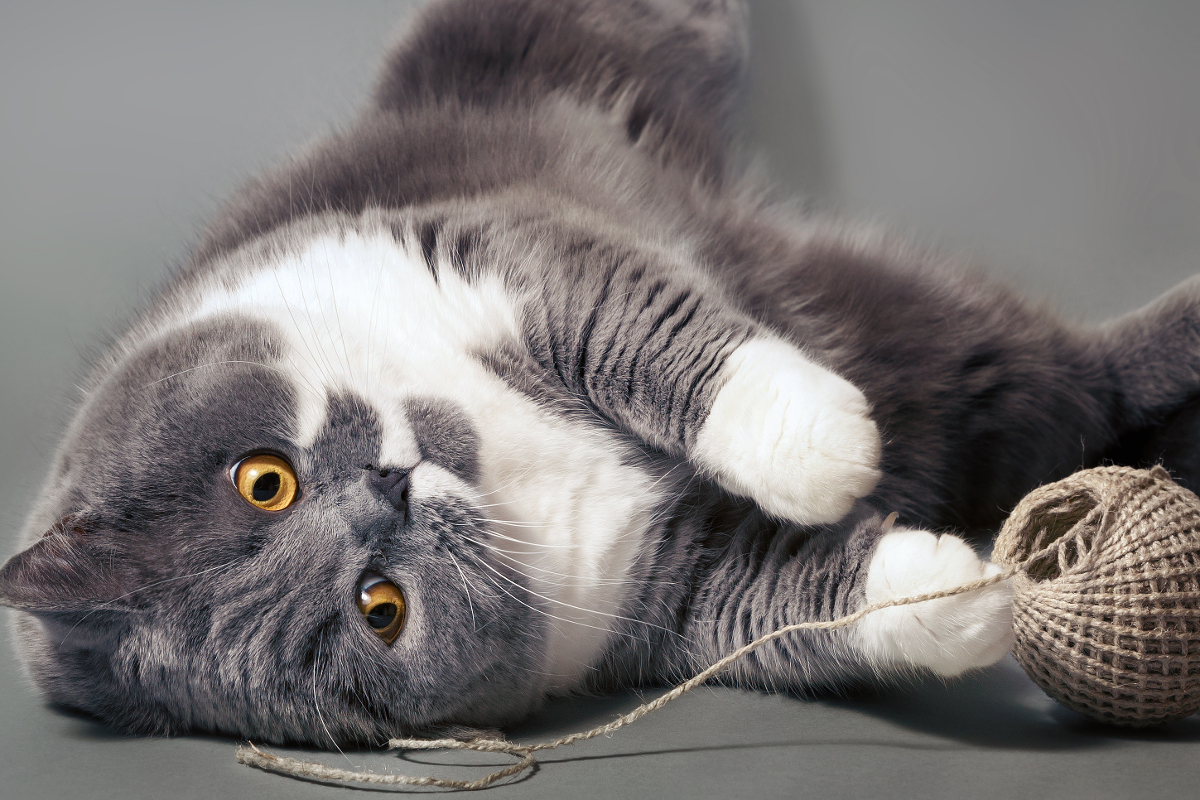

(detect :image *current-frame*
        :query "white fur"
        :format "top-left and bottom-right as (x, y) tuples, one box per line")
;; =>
(692, 337), (882, 524)
(851, 528), (1014, 677)
(181, 220), (666, 692)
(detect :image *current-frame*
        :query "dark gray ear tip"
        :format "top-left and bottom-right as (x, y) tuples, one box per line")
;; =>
(0, 514), (135, 612)
(0, 565), (21, 609)
(0, 546), (54, 610)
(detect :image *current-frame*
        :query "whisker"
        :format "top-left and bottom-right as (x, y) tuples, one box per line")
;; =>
(466, 556), (633, 642)
(272, 269), (337, 388)
(464, 550), (676, 639)
(321, 238), (355, 379)
(482, 519), (557, 532)
(312, 639), (353, 764)
(300, 251), (344, 384)
(447, 551), (478, 633)
(482, 552), (631, 589)
(365, 230), (391, 395)
(139, 360), (292, 391)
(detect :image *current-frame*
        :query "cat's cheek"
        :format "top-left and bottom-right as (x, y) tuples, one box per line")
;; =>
(850, 528), (1014, 677)
(691, 337), (882, 525)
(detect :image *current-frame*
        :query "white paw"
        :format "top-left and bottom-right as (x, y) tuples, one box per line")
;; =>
(852, 528), (1014, 677)
(692, 338), (881, 524)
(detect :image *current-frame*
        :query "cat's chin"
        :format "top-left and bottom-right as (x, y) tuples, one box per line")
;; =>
(850, 528), (1014, 677)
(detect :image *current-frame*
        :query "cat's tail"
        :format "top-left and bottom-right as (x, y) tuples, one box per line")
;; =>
(1098, 275), (1200, 486)
(373, 0), (749, 182)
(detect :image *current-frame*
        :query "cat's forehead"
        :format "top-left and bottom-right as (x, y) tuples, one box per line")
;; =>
(90, 312), (416, 461)
(28, 312), (424, 562)
(169, 212), (521, 459)
(62, 316), (300, 489)
(187, 211), (522, 370)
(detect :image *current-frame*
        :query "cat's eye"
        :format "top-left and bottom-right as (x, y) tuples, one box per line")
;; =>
(233, 454), (299, 511)
(356, 572), (406, 645)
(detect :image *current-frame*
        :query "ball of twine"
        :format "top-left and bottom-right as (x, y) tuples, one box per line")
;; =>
(993, 464), (1200, 726)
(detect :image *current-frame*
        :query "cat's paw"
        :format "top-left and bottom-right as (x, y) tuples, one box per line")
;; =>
(693, 338), (881, 524)
(851, 528), (1013, 677)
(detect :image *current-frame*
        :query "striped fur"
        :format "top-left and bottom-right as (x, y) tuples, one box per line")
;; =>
(3, 0), (1200, 745)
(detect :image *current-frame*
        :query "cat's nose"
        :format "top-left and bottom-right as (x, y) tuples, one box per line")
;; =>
(368, 468), (410, 514)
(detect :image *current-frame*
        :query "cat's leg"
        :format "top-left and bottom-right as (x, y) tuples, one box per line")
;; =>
(523, 242), (881, 526)
(375, 0), (749, 182)
(669, 508), (1012, 689)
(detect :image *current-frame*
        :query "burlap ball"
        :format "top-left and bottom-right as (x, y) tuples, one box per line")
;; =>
(993, 465), (1200, 726)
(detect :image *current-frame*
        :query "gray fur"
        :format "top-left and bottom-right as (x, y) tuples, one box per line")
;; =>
(2, 0), (1200, 746)
(403, 397), (480, 483)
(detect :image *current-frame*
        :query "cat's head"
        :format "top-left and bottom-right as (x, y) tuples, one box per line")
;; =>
(0, 312), (551, 744)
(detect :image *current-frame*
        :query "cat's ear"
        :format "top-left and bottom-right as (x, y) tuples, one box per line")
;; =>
(0, 515), (136, 612)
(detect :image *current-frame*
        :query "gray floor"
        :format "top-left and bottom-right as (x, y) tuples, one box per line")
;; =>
(2, 2), (1199, 797)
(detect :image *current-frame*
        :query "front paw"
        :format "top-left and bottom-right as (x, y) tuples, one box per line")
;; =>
(852, 529), (1014, 677)
(692, 338), (881, 524)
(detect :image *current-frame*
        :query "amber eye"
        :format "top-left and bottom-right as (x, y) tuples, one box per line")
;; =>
(233, 454), (299, 511)
(356, 571), (406, 645)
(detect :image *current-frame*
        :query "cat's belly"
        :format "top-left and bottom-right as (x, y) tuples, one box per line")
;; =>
(177, 212), (667, 692)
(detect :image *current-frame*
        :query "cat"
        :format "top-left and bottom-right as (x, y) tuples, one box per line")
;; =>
(3, 0), (1200, 747)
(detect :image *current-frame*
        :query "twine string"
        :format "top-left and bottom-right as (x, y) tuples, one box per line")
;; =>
(236, 567), (1017, 790)
(994, 465), (1200, 727)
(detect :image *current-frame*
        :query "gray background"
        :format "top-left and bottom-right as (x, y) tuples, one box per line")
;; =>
(2, 1), (1199, 797)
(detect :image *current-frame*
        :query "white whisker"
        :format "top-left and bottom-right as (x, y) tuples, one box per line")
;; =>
(312, 639), (353, 765)
(447, 551), (478, 633)
(464, 550), (675, 639)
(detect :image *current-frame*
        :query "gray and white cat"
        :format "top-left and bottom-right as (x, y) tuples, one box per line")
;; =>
(3, 0), (1199, 745)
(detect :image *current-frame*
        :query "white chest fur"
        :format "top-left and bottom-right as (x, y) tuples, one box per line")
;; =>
(181, 222), (665, 691)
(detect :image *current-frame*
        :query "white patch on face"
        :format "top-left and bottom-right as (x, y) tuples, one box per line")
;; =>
(179, 219), (665, 692)
(188, 224), (523, 464)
